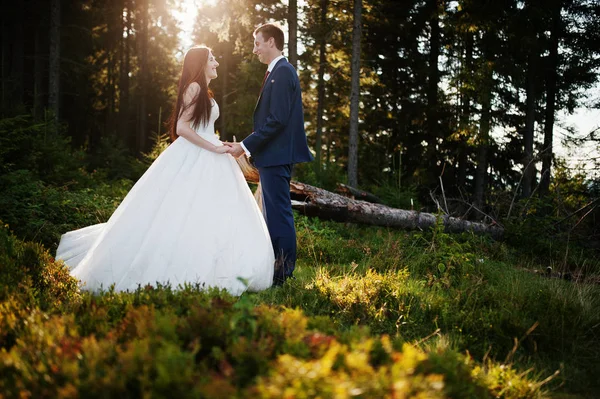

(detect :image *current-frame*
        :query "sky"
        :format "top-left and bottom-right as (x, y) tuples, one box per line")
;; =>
(557, 88), (599, 175)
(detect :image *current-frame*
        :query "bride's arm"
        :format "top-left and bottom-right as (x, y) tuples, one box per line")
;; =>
(176, 82), (228, 154)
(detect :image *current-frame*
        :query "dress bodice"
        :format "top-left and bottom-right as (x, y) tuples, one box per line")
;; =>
(194, 100), (220, 144)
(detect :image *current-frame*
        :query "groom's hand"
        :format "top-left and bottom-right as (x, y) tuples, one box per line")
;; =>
(223, 142), (245, 158)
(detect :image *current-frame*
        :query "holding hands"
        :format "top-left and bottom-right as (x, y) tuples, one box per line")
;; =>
(221, 141), (246, 159)
(213, 145), (231, 154)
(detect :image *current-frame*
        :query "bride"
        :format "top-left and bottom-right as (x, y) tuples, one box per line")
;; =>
(56, 46), (274, 295)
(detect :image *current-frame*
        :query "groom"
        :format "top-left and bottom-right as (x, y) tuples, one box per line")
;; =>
(225, 23), (313, 285)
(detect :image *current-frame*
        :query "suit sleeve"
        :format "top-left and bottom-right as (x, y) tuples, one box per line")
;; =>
(242, 66), (296, 154)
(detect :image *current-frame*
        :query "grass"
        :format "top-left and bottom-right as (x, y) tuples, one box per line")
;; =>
(1, 213), (599, 397)
(248, 214), (600, 397)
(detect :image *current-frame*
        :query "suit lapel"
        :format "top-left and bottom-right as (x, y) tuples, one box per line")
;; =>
(254, 58), (287, 112)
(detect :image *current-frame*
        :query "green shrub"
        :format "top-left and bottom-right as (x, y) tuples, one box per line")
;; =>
(255, 216), (600, 395)
(0, 171), (128, 249)
(0, 292), (547, 398)
(0, 223), (554, 398)
(367, 181), (420, 210)
(503, 164), (599, 274)
(0, 221), (81, 309)
(292, 161), (347, 192)
(0, 114), (86, 186)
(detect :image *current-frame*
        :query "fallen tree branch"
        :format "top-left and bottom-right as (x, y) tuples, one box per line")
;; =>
(234, 158), (503, 238)
(336, 183), (383, 203)
(445, 198), (503, 228)
(290, 181), (504, 239)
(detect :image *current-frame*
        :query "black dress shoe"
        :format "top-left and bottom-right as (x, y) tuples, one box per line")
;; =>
(272, 274), (296, 287)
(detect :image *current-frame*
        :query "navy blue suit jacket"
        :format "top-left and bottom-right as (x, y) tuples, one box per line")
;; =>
(242, 58), (314, 168)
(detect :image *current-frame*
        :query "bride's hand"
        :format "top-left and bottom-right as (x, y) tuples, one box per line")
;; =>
(213, 145), (230, 154)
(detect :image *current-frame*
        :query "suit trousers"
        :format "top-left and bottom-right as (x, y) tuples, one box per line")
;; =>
(258, 164), (296, 284)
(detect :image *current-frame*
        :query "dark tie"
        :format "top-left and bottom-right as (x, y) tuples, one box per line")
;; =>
(260, 71), (270, 92)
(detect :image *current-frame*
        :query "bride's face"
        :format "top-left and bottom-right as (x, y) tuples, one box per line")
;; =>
(205, 51), (219, 81)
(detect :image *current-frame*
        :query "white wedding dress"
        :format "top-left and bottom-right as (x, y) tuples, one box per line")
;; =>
(56, 101), (274, 295)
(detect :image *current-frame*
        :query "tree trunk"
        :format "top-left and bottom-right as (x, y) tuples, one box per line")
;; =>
(33, 28), (44, 119)
(474, 44), (493, 210)
(315, 0), (329, 174)
(48, 0), (61, 123)
(326, 131), (332, 166)
(348, 0), (362, 187)
(426, 0), (441, 182)
(288, 0), (298, 69)
(457, 30), (472, 189)
(107, 29), (116, 136)
(390, 31), (403, 184)
(220, 44), (229, 141)
(1, 14), (6, 114)
(290, 182), (503, 238)
(540, 2), (561, 196)
(10, 4), (24, 107)
(137, 0), (149, 152)
(119, 1), (131, 147)
(522, 48), (537, 198)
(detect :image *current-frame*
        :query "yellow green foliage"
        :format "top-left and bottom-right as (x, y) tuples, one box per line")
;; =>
(0, 220), (580, 398)
(0, 293), (546, 398)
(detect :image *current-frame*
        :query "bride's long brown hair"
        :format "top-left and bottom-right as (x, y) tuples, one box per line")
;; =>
(169, 46), (214, 141)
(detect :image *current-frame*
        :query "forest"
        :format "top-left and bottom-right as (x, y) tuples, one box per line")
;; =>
(1, 0), (600, 397)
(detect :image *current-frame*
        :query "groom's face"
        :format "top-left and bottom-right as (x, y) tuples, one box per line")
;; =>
(253, 32), (273, 65)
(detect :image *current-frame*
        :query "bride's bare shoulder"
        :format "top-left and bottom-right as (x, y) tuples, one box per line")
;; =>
(184, 82), (201, 102)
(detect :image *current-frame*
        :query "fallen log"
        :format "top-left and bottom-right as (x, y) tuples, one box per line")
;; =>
(290, 181), (503, 239)
(235, 156), (502, 238)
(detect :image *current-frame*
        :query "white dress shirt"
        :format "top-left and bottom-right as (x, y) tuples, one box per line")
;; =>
(241, 55), (286, 157)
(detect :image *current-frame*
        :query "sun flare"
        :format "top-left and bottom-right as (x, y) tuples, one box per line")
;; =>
(173, 0), (218, 51)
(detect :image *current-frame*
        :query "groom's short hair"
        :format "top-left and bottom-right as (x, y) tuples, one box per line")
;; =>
(254, 24), (284, 51)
